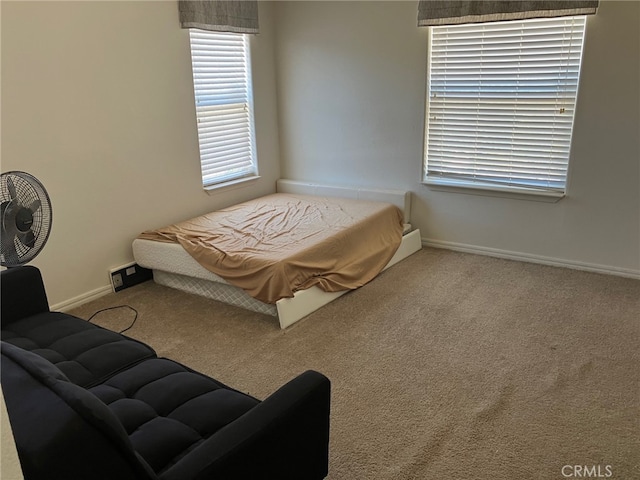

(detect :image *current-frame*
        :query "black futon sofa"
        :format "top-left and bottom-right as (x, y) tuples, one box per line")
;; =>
(1, 266), (331, 480)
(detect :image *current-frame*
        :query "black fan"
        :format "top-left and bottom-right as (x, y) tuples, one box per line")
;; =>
(1, 171), (53, 267)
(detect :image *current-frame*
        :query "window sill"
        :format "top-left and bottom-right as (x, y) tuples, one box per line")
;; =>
(422, 178), (565, 203)
(204, 175), (261, 195)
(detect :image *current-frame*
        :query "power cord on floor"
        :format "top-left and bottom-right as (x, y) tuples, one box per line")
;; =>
(86, 305), (139, 334)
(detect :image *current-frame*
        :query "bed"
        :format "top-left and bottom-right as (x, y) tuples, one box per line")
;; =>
(132, 180), (422, 328)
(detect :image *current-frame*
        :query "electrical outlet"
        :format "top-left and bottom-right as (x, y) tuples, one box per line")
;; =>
(112, 273), (124, 289)
(109, 262), (152, 293)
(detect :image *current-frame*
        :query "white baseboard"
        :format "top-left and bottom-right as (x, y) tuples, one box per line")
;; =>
(422, 237), (640, 280)
(50, 285), (113, 313)
(49, 238), (638, 312)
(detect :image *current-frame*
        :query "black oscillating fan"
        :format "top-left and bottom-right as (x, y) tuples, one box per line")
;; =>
(1, 171), (53, 267)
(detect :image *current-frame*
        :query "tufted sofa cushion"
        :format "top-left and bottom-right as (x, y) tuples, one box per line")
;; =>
(1, 341), (158, 480)
(1, 311), (156, 387)
(89, 358), (260, 476)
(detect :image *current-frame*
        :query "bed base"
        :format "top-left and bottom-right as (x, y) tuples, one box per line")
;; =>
(153, 270), (278, 317)
(151, 228), (421, 329)
(275, 228), (421, 328)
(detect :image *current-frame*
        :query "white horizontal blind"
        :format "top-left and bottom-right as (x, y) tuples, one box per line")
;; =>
(425, 16), (587, 193)
(189, 29), (257, 187)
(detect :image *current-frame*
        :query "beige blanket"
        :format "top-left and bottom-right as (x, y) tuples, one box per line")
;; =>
(138, 193), (404, 304)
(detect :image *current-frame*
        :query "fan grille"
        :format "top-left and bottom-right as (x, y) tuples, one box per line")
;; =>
(1, 171), (52, 266)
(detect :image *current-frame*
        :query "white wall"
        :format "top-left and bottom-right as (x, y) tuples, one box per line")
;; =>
(274, 0), (640, 275)
(1, 1), (281, 306)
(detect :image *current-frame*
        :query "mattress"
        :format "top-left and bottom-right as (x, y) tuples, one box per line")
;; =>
(133, 238), (229, 285)
(135, 193), (404, 304)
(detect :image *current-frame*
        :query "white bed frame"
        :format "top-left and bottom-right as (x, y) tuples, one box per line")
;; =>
(134, 180), (422, 329)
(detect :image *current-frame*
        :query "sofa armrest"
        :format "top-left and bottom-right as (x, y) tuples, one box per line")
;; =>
(162, 370), (331, 480)
(1, 266), (50, 325)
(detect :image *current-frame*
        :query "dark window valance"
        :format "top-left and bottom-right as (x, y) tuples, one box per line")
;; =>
(179, 0), (259, 34)
(417, 1), (598, 26)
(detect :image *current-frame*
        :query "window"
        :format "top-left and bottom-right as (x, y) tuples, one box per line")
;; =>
(188, 29), (258, 188)
(423, 16), (587, 197)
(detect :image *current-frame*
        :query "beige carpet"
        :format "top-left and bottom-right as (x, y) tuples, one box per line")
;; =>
(70, 248), (640, 480)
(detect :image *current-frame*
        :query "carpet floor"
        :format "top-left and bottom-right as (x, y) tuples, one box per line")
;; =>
(70, 248), (640, 480)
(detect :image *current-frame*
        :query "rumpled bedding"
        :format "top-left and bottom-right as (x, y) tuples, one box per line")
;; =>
(138, 193), (404, 304)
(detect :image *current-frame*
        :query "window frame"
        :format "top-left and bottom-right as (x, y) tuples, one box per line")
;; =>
(188, 29), (259, 191)
(422, 16), (588, 200)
